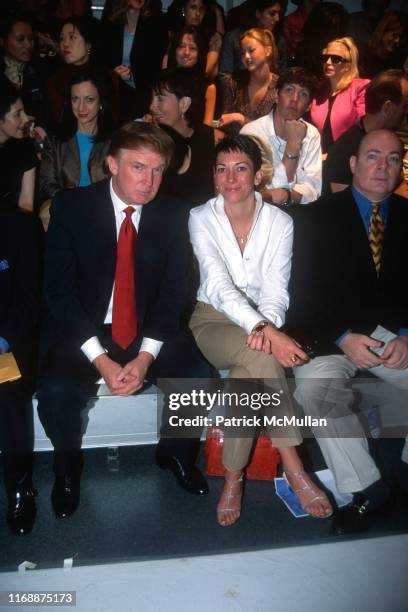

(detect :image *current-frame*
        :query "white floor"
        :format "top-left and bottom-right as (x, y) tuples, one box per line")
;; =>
(1, 535), (407, 612)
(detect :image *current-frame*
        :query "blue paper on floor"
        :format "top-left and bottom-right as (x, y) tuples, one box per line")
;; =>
(274, 469), (353, 518)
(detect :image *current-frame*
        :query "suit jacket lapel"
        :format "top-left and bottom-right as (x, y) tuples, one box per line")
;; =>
(91, 181), (118, 321)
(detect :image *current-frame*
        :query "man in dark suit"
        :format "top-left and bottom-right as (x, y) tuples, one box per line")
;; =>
(0, 210), (42, 535)
(325, 69), (408, 193)
(37, 122), (211, 519)
(285, 129), (408, 534)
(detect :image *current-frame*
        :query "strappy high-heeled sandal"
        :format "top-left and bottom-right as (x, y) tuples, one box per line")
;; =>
(216, 473), (244, 527)
(284, 469), (333, 518)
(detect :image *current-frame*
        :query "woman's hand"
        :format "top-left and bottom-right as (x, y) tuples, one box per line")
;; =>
(113, 65), (132, 81)
(218, 113), (246, 127)
(247, 325), (310, 368)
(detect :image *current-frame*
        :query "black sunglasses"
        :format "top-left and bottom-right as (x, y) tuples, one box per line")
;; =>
(322, 53), (350, 64)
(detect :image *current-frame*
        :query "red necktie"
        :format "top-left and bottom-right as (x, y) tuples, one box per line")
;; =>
(112, 206), (138, 349)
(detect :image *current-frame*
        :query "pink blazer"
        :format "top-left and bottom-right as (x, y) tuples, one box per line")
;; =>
(310, 78), (370, 142)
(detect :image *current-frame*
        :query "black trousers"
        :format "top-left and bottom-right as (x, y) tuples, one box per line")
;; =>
(37, 327), (212, 477)
(0, 378), (34, 491)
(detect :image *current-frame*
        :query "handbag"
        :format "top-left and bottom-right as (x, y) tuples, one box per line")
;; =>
(204, 425), (281, 481)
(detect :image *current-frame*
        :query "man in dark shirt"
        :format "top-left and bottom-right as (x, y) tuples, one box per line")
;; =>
(325, 69), (408, 193)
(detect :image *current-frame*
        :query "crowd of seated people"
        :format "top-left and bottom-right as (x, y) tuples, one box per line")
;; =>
(1, 0), (408, 541)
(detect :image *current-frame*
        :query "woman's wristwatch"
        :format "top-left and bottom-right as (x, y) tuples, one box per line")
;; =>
(252, 320), (270, 333)
(281, 188), (292, 206)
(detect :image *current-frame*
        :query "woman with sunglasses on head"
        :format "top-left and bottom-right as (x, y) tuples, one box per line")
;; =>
(189, 134), (333, 526)
(310, 37), (370, 154)
(39, 70), (112, 230)
(218, 27), (278, 135)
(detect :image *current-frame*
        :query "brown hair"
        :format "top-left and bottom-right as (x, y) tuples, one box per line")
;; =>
(368, 11), (406, 58)
(108, 122), (174, 167)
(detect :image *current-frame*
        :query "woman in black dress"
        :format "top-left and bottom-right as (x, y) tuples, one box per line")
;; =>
(150, 67), (216, 207)
(0, 80), (38, 213)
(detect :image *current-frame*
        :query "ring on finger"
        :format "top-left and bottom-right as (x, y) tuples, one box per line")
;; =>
(291, 354), (298, 364)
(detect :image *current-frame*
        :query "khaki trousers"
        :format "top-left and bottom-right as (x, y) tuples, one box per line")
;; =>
(190, 302), (302, 471)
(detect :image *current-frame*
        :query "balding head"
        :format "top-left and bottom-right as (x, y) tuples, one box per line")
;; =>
(350, 129), (403, 202)
(365, 70), (408, 129)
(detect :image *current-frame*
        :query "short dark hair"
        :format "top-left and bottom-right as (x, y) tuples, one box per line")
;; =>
(0, 78), (22, 120)
(276, 67), (318, 100)
(254, 0), (282, 13)
(214, 135), (262, 173)
(108, 121), (175, 167)
(0, 13), (33, 41)
(151, 68), (205, 129)
(58, 16), (97, 46)
(365, 69), (407, 114)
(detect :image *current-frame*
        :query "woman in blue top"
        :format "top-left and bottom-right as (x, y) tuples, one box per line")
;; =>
(39, 70), (112, 229)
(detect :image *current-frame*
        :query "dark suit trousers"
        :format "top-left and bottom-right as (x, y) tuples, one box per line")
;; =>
(36, 327), (212, 477)
(0, 379), (34, 491)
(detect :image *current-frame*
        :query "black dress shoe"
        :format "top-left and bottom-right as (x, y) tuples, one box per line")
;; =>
(331, 502), (371, 535)
(156, 454), (209, 495)
(7, 487), (37, 536)
(51, 476), (80, 518)
(331, 497), (392, 536)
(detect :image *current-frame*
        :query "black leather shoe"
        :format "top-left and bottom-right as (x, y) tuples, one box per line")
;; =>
(331, 502), (371, 535)
(156, 454), (209, 495)
(51, 476), (80, 518)
(331, 497), (393, 536)
(7, 487), (37, 536)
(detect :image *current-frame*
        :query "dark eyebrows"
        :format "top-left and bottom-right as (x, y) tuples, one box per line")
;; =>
(216, 160), (251, 167)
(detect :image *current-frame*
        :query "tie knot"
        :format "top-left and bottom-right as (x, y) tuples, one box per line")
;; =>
(124, 206), (135, 220)
(372, 204), (380, 215)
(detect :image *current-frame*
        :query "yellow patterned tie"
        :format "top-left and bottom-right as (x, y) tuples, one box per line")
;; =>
(368, 204), (385, 275)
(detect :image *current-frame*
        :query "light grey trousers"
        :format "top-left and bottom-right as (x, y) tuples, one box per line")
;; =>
(293, 326), (408, 494)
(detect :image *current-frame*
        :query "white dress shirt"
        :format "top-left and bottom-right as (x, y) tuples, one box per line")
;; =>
(189, 192), (293, 334)
(240, 111), (322, 203)
(81, 180), (163, 362)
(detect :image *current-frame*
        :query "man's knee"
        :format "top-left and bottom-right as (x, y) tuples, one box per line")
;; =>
(294, 377), (354, 418)
(37, 378), (90, 410)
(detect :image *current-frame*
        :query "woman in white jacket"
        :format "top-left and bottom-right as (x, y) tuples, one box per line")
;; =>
(189, 134), (332, 526)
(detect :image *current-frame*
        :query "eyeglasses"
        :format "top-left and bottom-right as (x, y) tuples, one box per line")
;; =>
(321, 53), (350, 64)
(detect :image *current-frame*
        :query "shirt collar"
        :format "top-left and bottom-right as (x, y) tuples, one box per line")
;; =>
(351, 185), (391, 225)
(109, 178), (143, 219)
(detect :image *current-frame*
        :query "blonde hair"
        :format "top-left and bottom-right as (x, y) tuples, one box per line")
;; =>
(323, 36), (359, 92)
(240, 27), (278, 73)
